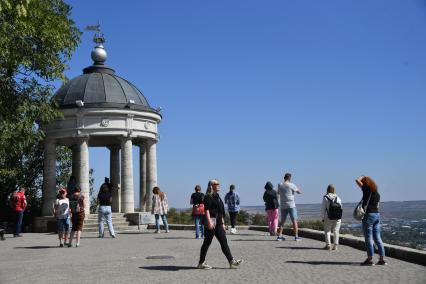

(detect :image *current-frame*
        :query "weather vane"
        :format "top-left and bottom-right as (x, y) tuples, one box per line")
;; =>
(85, 22), (105, 45)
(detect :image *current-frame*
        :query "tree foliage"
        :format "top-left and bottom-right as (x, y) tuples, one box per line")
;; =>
(0, 0), (81, 222)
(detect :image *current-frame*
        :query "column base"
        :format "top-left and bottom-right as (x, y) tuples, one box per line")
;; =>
(124, 212), (155, 225)
(33, 216), (57, 233)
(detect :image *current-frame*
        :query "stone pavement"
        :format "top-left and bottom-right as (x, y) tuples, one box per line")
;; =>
(0, 230), (425, 284)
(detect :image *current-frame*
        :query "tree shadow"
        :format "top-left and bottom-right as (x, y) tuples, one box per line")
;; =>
(286, 260), (360, 266)
(14, 246), (58, 249)
(276, 246), (324, 250)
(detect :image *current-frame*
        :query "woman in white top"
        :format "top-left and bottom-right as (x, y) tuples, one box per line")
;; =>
(321, 184), (342, 250)
(53, 188), (70, 247)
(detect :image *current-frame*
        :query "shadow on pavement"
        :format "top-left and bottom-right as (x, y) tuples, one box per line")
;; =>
(231, 239), (277, 242)
(139, 266), (197, 271)
(154, 237), (195, 240)
(14, 246), (58, 249)
(286, 260), (360, 266)
(276, 246), (324, 250)
(231, 233), (265, 237)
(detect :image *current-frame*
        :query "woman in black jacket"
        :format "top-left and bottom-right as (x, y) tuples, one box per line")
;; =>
(263, 181), (279, 236)
(197, 179), (243, 269)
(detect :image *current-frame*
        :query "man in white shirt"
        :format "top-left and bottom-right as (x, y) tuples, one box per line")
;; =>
(276, 173), (302, 241)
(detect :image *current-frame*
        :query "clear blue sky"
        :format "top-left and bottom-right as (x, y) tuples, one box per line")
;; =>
(65, 0), (426, 208)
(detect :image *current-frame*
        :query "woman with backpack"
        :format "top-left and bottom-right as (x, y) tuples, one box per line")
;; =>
(321, 184), (342, 250)
(190, 185), (205, 239)
(68, 186), (85, 247)
(263, 181), (279, 236)
(355, 176), (387, 266)
(151, 186), (169, 233)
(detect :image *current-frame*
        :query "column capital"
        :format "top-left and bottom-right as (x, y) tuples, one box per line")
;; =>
(121, 134), (133, 142)
(75, 135), (90, 143)
(145, 139), (158, 147)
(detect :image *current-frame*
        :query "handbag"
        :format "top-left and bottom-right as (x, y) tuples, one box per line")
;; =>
(192, 204), (205, 216)
(353, 192), (371, 221)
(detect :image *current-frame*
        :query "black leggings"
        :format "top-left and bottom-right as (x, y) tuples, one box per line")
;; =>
(199, 224), (233, 264)
(229, 212), (238, 228)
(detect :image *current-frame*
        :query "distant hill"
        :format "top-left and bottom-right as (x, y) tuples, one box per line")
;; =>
(241, 200), (426, 222)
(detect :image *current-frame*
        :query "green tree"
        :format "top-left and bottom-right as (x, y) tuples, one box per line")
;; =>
(0, 0), (81, 223)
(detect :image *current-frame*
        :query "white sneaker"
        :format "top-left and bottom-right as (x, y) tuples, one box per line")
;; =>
(231, 228), (237, 234)
(229, 259), (243, 269)
(197, 262), (212, 269)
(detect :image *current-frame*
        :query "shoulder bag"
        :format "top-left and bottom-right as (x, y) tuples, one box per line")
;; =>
(353, 192), (371, 221)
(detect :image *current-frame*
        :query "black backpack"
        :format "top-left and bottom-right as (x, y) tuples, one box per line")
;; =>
(325, 196), (342, 220)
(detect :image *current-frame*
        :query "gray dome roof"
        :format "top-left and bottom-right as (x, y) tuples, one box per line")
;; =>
(55, 64), (154, 112)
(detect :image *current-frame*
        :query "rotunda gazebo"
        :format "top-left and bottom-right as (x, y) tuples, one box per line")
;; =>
(41, 34), (161, 216)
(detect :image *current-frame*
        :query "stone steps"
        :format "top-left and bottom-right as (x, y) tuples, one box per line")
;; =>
(84, 218), (128, 224)
(80, 213), (143, 233)
(83, 225), (141, 233)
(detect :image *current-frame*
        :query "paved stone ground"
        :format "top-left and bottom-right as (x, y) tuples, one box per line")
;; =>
(0, 230), (425, 284)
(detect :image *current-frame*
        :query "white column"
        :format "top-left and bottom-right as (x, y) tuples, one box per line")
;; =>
(109, 146), (121, 213)
(121, 136), (134, 213)
(139, 143), (147, 212)
(146, 141), (157, 211)
(76, 137), (90, 215)
(42, 138), (56, 216)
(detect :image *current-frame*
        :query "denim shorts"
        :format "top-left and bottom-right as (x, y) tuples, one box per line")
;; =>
(280, 207), (298, 224)
(57, 218), (70, 232)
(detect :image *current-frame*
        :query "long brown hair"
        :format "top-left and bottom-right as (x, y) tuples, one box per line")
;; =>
(362, 176), (378, 193)
(153, 186), (165, 201)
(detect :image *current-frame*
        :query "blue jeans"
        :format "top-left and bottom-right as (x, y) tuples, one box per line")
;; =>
(155, 214), (169, 232)
(57, 218), (70, 233)
(98, 206), (115, 237)
(362, 213), (385, 257)
(14, 210), (24, 236)
(194, 215), (204, 238)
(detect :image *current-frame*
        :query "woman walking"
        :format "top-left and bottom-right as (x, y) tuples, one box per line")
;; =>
(53, 188), (70, 247)
(68, 186), (85, 248)
(355, 175), (387, 265)
(151, 186), (169, 233)
(97, 183), (116, 238)
(263, 181), (279, 236)
(190, 185), (205, 239)
(197, 179), (243, 269)
(321, 184), (342, 250)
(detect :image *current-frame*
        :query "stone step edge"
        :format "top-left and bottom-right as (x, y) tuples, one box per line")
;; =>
(248, 225), (426, 267)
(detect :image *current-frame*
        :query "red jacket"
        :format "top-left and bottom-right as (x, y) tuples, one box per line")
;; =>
(12, 191), (27, 212)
